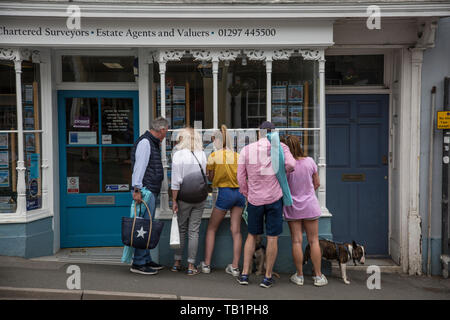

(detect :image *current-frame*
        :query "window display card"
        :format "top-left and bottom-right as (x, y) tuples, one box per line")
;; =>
(288, 85), (303, 103)
(272, 86), (287, 103)
(0, 134), (7, 149)
(0, 170), (10, 187)
(25, 133), (35, 152)
(69, 132), (97, 145)
(0, 151), (8, 168)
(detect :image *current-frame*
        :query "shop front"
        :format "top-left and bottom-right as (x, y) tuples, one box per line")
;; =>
(0, 1), (447, 274)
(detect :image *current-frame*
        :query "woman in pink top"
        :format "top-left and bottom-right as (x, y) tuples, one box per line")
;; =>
(281, 135), (327, 287)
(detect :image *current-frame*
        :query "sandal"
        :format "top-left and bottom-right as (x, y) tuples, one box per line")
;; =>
(171, 265), (182, 272)
(186, 268), (200, 276)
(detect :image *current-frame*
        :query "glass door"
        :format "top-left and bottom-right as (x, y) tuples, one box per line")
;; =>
(59, 90), (138, 248)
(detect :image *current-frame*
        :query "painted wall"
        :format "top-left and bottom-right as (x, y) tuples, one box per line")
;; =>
(419, 17), (450, 276)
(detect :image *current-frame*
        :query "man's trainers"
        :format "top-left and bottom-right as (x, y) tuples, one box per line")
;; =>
(146, 261), (164, 270)
(260, 277), (274, 288)
(130, 264), (158, 275)
(225, 264), (240, 277)
(199, 261), (211, 274)
(237, 274), (249, 285)
(313, 274), (328, 287)
(290, 273), (304, 286)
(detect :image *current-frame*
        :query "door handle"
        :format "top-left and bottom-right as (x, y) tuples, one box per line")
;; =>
(382, 155), (388, 165)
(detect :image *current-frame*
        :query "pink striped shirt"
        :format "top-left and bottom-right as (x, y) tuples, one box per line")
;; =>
(237, 138), (296, 206)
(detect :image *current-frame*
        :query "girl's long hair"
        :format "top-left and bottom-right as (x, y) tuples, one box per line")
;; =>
(282, 134), (304, 160)
(213, 124), (233, 150)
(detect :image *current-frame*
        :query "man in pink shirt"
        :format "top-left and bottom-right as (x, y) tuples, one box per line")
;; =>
(237, 121), (296, 288)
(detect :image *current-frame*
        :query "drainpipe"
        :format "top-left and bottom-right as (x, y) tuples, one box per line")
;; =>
(427, 86), (436, 276)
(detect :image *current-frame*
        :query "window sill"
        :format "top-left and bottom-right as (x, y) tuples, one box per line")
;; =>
(0, 208), (53, 224)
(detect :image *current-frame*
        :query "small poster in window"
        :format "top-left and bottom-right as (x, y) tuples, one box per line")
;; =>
(0, 170), (10, 187)
(27, 153), (40, 180)
(0, 134), (7, 149)
(23, 84), (33, 103)
(67, 177), (79, 194)
(288, 85), (303, 103)
(24, 105), (35, 130)
(173, 86), (186, 104)
(25, 133), (35, 152)
(0, 151), (8, 168)
(272, 86), (286, 103)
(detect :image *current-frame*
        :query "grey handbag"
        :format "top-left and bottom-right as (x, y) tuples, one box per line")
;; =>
(177, 151), (209, 204)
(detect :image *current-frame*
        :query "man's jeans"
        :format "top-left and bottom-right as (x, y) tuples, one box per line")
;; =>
(132, 192), (158, 266)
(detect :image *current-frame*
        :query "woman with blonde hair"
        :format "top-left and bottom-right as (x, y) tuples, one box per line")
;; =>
(281, 134), (327, 287)
(171, 127), (208, 275)
(199, 125), (245, 277)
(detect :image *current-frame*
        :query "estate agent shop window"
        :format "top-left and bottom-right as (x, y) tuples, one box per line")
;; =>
(152, 51), (320, 212)
(0, 58), (42, 213)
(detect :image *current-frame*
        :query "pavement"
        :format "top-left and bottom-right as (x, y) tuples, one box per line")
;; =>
(0, 255), (450, 300)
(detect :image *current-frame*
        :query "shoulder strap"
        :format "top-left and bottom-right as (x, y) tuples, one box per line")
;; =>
(191, 151), (207, 182)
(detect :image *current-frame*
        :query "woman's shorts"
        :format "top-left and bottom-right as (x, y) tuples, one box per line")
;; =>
(215, 187), (246, 212)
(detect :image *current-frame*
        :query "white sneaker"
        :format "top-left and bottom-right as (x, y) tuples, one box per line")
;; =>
(290, 273), (304, 286)
(313, 274), (328, 287)
(199, 261), (211, 274)
(225, 264), (240, 277)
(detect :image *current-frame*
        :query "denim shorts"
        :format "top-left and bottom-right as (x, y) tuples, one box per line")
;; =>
(215, 187), (246, 212)
(247, 198), (283, 237)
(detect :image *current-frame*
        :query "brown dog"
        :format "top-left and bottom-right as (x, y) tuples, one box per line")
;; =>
(303, 239), (366, 284)
(253, 235), (280, 278)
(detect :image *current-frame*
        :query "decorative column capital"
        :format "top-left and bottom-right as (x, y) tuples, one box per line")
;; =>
(157, 49), (186, 63)
(299, 49), (324, 61)
(0, 48), (32, 62)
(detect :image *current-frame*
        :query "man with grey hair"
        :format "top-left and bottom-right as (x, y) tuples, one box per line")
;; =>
(129, 117), (169, 275)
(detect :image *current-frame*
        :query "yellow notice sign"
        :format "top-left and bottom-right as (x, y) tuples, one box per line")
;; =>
(437, 111), (450, 129)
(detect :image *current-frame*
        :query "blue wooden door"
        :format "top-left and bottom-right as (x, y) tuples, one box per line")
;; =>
(59, 91), (139, 248)
(326, 94), (389, 256)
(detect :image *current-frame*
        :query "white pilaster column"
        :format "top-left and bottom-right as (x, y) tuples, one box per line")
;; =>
(158, 58), (169, 211)
(37, 49), (51, 211)
(407, 47), (424, 275)
(266, 57), (272, 122)
(212, 56), (219, 129)
(13, 52), (27, 215)
(318, 52), (331, 217)
(138, 48), (150, 135)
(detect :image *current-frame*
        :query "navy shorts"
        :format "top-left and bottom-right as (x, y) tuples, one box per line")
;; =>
(247, 198), (283, 237)
(215, 187), (246, 212)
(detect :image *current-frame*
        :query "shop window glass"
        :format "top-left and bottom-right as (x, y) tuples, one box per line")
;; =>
(24, 132), (42, 210)
(153, 57), (213, 129)
(325, 55), (384, 86)
(0, 132), (17, 213)
(0, 60), (42, 212)
(62, 56), (136, 82)
(219, 58), (266, 129)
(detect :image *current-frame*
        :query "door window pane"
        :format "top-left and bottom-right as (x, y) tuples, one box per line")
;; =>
(102, 146), (132, 193)
(62, 56), (136, 82)
(325, 55), (384, 86)
(66, 147), (99, 193)
(101, 98), (134, 145)
(66, 97), (99, 145)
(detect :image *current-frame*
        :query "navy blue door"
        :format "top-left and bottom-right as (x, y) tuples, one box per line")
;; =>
(326, 94), (389, 256)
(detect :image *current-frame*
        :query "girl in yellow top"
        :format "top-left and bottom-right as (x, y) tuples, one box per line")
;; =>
(199, 125), (245, 277)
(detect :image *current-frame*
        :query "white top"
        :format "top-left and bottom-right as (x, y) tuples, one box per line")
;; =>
(171, 149), (207, 191)
(132, 138), (151, 189)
